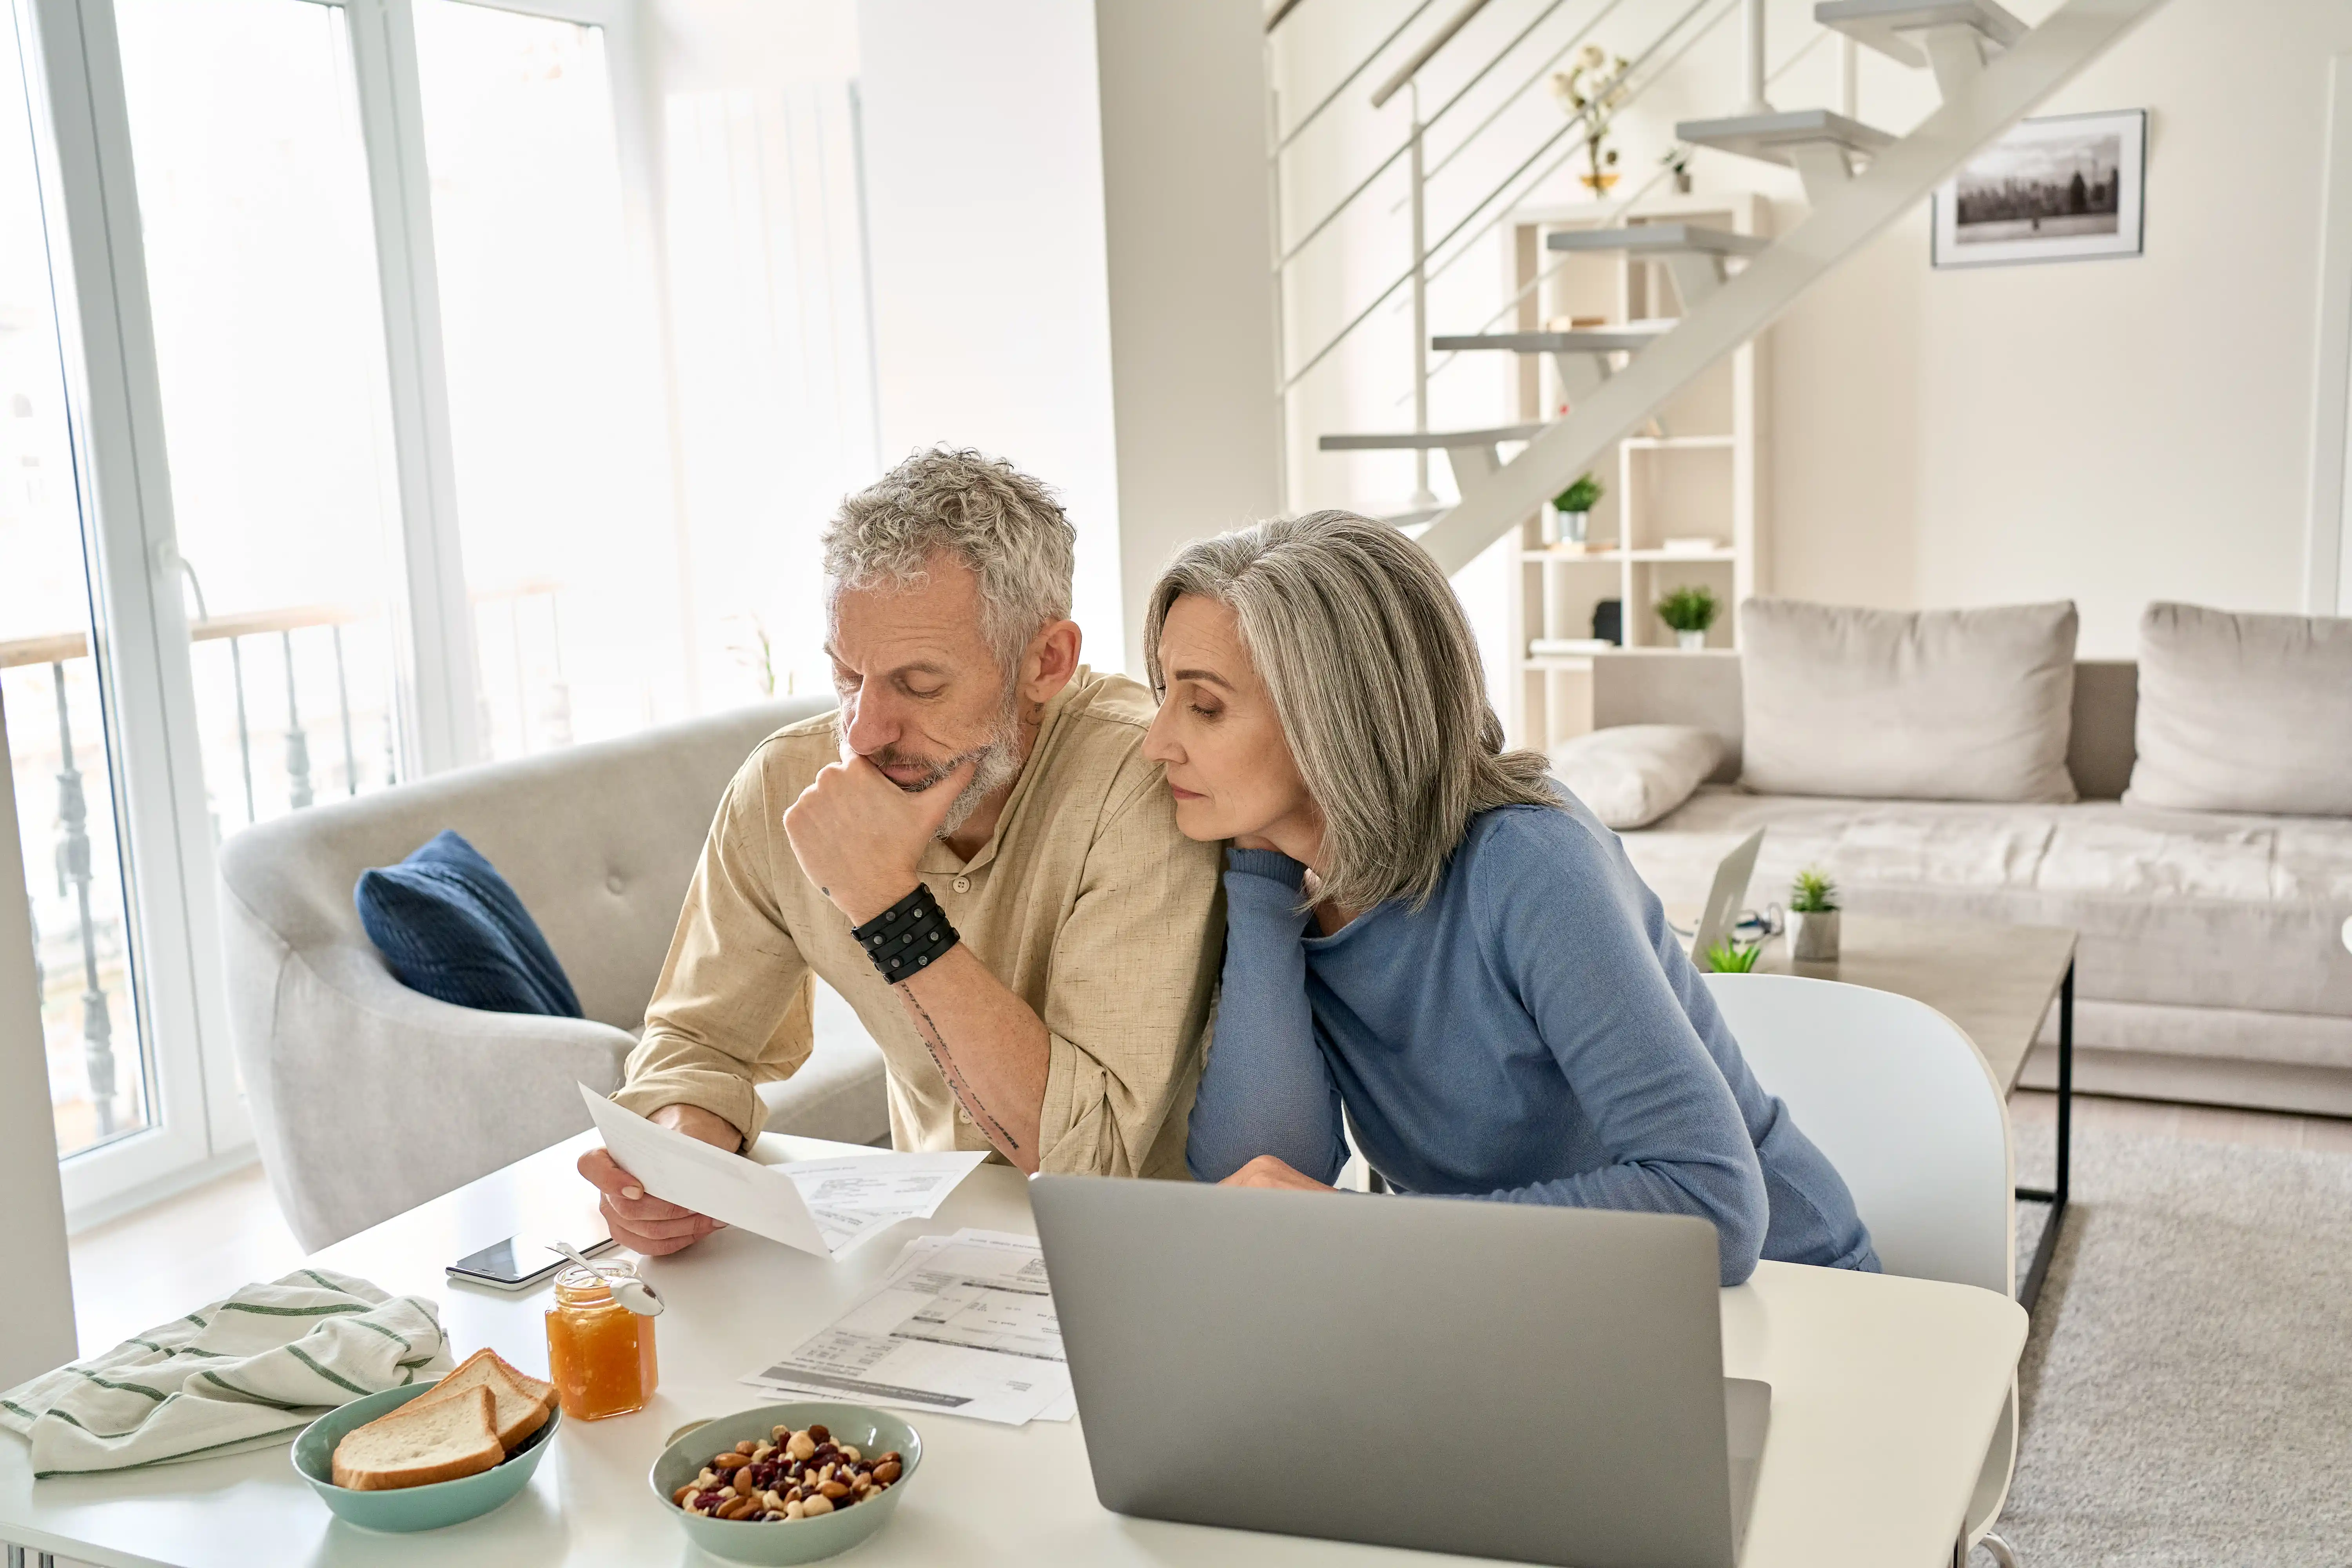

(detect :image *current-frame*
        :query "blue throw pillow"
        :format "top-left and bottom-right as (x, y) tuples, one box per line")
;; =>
(354, 830), (583, 1017)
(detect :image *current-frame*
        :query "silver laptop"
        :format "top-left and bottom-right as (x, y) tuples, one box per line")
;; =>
(1690, 828), (1766, 969)
(1030, 1176), (1768, 1567)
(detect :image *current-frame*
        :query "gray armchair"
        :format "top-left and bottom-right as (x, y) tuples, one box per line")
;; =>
(217, 698), (889, 1249)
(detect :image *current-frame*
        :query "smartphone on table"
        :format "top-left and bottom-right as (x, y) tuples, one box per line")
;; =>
(447, 1229), (617, 1292)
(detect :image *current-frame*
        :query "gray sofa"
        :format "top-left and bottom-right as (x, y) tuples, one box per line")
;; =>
(217, 699), (890, 1249)
(1593, 652), (2352, 1117)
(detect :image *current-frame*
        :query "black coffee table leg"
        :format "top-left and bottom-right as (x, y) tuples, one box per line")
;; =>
(2014, 960), (2073, 1313)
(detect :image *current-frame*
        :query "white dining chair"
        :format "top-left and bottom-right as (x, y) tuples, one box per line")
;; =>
(1704, 972), (2022, 1568)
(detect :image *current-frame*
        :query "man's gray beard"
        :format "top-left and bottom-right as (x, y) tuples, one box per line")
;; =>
(886, 695), (1024, 838)
(934, 722), (1022, 837)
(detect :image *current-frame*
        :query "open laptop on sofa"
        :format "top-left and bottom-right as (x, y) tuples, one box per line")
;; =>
(1030, 1174), (1768, 1568)
(1686, 827), (1765, 968)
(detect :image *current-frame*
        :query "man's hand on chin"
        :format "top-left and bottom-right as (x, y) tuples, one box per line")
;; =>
(783, 746), (975, 923)
(576, 1103), (740, 1256)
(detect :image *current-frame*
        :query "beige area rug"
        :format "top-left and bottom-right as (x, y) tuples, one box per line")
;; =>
(1996, 1127), (2352, 1565)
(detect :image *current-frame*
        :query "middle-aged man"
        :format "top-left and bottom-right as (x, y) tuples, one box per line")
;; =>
(579, 448), (1225, 1254)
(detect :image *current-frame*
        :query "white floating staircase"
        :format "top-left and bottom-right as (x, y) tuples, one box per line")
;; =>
(1818, 0), (2029, 91)
(1677, 0), (2025, 201)
(1546, 223), (1769, 306)
(1430, 319), (1676, 407)
(1288, 0), (2171, 577)
(1672, 108), (1896, 205)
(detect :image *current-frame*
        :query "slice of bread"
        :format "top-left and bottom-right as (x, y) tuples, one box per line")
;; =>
(408, 1348), (557, 1451)
(332, 1385), (502, 1491)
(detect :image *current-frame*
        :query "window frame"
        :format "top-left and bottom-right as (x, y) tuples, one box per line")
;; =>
(11, 0), (665, 1225)
(18, 0), (244, 1222)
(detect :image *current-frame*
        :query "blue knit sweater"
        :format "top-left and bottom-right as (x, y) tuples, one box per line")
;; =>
(1185, 796), (1879, 1285)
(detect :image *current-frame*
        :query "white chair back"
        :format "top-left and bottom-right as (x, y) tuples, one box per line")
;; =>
(1704, 973), (2014, 1295)
(1707, 972), (2023, 1555)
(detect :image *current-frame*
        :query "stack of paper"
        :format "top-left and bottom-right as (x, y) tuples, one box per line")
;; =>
(741, 1229), (1074, 1426)
(579, 1086), (985, 1259)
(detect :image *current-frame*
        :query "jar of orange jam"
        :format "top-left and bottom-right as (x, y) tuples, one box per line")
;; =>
(544, 1263), (658, 1420)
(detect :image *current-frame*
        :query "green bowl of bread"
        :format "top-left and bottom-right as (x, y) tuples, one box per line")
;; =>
(650, 1402), (922, 1564)
(292, 1349), (560, 1532)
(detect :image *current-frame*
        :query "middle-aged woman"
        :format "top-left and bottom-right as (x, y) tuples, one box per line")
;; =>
(1142, 511), (1876, 1285)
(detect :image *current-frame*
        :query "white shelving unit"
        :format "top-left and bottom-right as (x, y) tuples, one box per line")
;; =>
(1497, 191), (1771, 752)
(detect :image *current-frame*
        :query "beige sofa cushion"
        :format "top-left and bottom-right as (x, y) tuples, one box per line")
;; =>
(1616, 787), (2352, 1022)
(2125, 602), (2352, 816)
(1737, 599), (2078, 804)
(1548, 725), (1724, 829)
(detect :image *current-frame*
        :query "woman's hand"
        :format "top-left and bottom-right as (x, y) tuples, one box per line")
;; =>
(1219, 1153), (1335, 1192)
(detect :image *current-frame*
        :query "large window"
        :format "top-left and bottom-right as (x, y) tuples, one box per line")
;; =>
(114, 0), (407, 828)
(2, 11), (154, 1161)
(8, 0), (880, 1220)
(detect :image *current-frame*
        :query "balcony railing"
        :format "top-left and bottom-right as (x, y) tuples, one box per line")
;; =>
(2, 578), (570, 1158)
(2, 651), (139, 1156)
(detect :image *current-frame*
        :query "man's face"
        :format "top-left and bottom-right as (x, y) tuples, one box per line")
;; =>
(827, 553), (1023, 835)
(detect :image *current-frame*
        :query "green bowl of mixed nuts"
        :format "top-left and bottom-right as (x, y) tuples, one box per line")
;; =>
(649, 1402), (921, 1564)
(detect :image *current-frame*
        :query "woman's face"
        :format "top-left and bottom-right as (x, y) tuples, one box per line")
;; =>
(1143, 594), (1320, 851)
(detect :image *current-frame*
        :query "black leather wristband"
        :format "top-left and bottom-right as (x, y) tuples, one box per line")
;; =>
(851, 883), (960, 983)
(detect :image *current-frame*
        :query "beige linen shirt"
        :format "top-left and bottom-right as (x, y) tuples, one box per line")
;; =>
(614, 668), (1225, 1177)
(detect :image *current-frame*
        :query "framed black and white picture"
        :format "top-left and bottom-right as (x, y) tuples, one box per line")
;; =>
(1931, 109), (2146, 269)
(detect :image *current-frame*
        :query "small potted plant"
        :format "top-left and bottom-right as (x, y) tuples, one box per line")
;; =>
(1654, 585), (1717, 650)
(1702, 936), (1761, 974)
(1661, 145), (1693, 194)
(1789, 867), (1840, 962)
(1548, 473), (1603, 546)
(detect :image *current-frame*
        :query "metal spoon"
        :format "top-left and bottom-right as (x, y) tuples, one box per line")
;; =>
(553, 1241), (664, 1316)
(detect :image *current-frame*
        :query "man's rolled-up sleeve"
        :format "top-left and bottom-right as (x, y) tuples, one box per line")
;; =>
(1033, 760), (1225, 1177)
(614, 754), (813, 1145)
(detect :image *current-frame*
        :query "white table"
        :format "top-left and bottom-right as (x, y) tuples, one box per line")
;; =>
(3, 1132), (2025, 1568)
(1756, 916), (2080, 1313)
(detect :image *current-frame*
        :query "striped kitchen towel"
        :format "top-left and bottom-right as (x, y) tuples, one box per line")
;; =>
(0, 1267), (454, 1476)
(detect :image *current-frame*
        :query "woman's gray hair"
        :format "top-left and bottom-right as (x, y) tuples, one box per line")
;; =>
(1144, 510), (1556, 912)
(824, 448), (1077, 670)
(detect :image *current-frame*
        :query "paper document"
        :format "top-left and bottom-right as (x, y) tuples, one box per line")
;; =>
(579, 1085), (984, 1259)
(741, 1228), (1075, 1426)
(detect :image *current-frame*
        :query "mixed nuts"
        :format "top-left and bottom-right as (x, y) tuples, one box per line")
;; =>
(671, 1423), (905, 1523)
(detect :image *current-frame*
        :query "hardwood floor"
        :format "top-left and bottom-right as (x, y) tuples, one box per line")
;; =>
(67, 1158), (304, 1360)
(62, 1092), (2352, 1360)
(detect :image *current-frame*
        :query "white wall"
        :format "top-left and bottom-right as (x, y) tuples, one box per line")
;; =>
(858, 0), (1127, 660)
(1767, 0), (2352, 654)
(857, 0), (1281, 675)
(646, 0), (882, 703)
(0, 697), (79, 1387)
(1093, 0), (1282, 674)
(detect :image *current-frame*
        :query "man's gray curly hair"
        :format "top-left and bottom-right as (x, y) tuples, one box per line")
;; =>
(822, 448), (1078, 670)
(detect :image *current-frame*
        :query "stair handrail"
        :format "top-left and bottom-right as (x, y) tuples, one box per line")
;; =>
(1275, 0), (1563, 269)
(1406, 0), (1633, 200)
(1272, 0), (1443, 155)
(1264, 0), (1313, 34)
(1278, 0), (1646, 271)
(1403, 14), (1832, 406)
(1370, 0), (1499, 107)
(1280, 0), (1720, 395)
(1414, 2), (1721, 287)
(1349, 0), (1515, 507)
